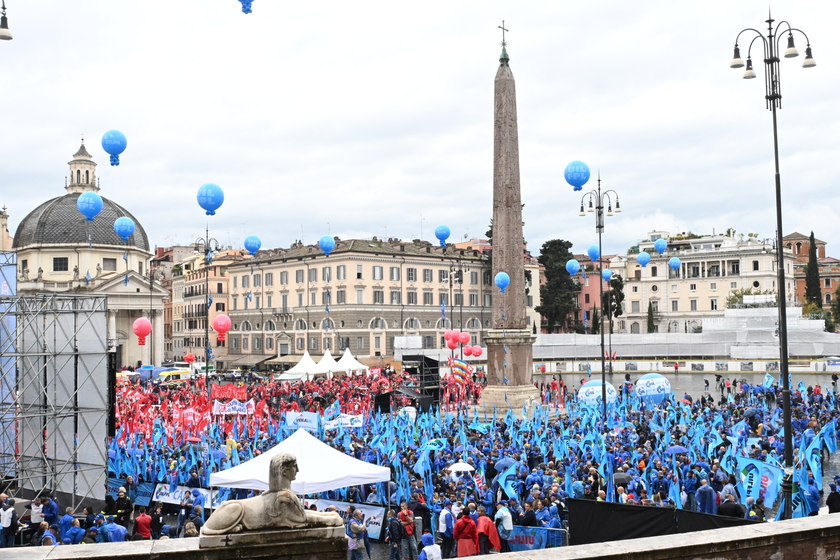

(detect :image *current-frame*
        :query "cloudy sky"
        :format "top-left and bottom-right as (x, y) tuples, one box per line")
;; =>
(1, 1), (838, 258)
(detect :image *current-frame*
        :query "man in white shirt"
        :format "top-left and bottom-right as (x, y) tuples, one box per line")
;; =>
(29, 498), (44, 525)
(494, 501), (513, 553)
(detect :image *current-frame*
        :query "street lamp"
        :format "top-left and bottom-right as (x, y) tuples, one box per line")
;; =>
(730, 11), (815, 520)
(578, 173), (621, 425)
(0, 1), (13, 41)
(195, 230), (219, 394)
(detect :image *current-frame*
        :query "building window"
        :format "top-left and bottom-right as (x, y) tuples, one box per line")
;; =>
(440, 293), (448, 306)
(690, 299), (697, 311)
(356, 289), (364, 304)
(689, 283), (697, 291)
(310, 291), (316, 305)
(266, 337), (273, 350)
(373, 266), (383, 281)
(255, 296), (261, 308)
(631, 301), (640, 313)
(827, 293), (833, 304)
(253, 337), (262, 350)
(730, 281), (737, 289)
(324, 337), (332, 350)
(483, 271), (492, 286)
(322, 290), (330, 305)
(265, 272), (273, 286)
(309, 337), (319, 350)
(322, 267), (331, 283)
(471, 271), (479, 285)
(296, 270), (304, 283)
(407, 267), (417, 282)
(233, 297), (238, 310)
(710, 298), (718, 311)
(297, 337), (305, 350)
(267, 295), (272, 307)
(242, 275), (250, 289)
(632, 286), (639, 293)
(371, 318), (385, 329)
(336, 265), (346, 280)
(297, 293), (304, 307)
(630, 322), (641, 334)
(280, 271), (288, 285)
(281, 294), (288, 309)
(374, 336), (381, 350)
(671, 285), (678, 293)
(243, 337), (249, 350)
(309, 268), (318, 282)
(671, 300), (678, 312)
(356, 265), (363, 279)
(423, 268), (433, 283)
(455, 293), (463, 306)
(53, 257), (69, 272)
(825, 278), (832, 289)
(233, 277), (239, 289)
(584, 294), (590, 304)
(390, 267), (400, 281)
(336, 290), (346, 304)
(752, 260), (759, 271)
(407, 291), (417, 305)
(423, 292), (434, 305)
(651, 266), (658, 277)
(356, 336), (364, 350)
(527, 295), (534, 307)
(103, 258), (117, 271)
(484, 294), (492, 307)
(253, 274), (261, 287)
(469, 293), (478, 306)
(215, 302), (225, 312)
(439, 269), (448, 283)
(373, 290), (384, 304)
(710, 282), (717, 291)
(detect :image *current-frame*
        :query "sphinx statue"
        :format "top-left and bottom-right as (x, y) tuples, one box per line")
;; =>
(202, 452), (342, 535)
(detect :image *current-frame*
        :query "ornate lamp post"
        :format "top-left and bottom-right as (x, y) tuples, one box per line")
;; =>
(577, 172), (621, 425)
(729, 11), (815, 520)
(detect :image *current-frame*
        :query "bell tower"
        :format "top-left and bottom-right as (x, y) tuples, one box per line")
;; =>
(65, 141), (99, 194)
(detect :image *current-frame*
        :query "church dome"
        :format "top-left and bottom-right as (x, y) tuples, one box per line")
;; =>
(12, 142), (150, 252)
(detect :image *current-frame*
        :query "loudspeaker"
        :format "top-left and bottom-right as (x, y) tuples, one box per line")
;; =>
(374, 392), (391, 414)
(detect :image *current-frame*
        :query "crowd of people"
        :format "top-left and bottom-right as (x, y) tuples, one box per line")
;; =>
(2, 366), (840, 553)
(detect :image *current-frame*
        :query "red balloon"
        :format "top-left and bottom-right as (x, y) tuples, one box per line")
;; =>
(184, 353), (196, 363)
(133, 317), (152, 337)
(213, 314), (232, 341)
(446, 339), (458, 350)
(444, 330), (454, 341)
(472, 346), (483, 357)
(540, 365), (546, 373)
(458, 331), (471, 345)
(463, 346), (473, 356)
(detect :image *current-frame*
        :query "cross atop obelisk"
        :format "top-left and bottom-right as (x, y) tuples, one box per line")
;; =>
(480, 26), (539, 416)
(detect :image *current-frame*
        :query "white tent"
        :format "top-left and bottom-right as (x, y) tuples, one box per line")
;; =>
(210, 428), (390, 494)
(306, 350), (339, 380)
(335, 348), (370, 377)
(277, 350), (318, 381)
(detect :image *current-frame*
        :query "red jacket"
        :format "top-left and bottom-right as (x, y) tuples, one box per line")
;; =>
(134, 513), (152, 539)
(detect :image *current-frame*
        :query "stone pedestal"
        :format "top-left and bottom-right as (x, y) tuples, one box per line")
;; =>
(482, 328), (539, 416)
(480, 384), (540, 418)
(200, 526), (347, 560)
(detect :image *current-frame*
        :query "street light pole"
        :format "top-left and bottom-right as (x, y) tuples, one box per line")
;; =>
(579, 175), (621, 427)
(730, 11), (815, 520)
(195, 226), (219, 396)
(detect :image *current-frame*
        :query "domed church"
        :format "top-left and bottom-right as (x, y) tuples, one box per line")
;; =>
(12, 142), (166, 367)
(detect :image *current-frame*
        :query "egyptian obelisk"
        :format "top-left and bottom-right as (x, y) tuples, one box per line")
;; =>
(480, 27), (540, 414)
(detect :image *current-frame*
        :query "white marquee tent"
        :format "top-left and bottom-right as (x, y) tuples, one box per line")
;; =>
(335, 348), (369, 376)
(275, 350), (318, 381)
(209, 428), (390, 494)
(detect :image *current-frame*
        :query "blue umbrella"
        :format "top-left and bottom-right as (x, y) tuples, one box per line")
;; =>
(664, 445), (688, 455)
(495, 457), (515, 471)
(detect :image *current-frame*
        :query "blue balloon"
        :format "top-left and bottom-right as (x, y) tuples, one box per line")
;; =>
(565, 259), (580, 276)
(197, 183), (224, 216)
(587, 244), (600, 262)
(635, 372), (671, 404)
(636, 252), (651, 267)
(101, 130), (127, 166)
(113, 217), (135, 241)
(494, 271), (510, 293)
(654, 238), (667, 254)
(77, 191), (103, 221)
(244, 235), (261, 255)
(435, 225), (450, 247)
(564, 160), (590, 190)
(319, 235), (336, 256)
(669, 257), (681, 271)
(602, 268), (613, 282)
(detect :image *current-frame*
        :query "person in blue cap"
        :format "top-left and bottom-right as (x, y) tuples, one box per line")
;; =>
(805, 477), (821, 516)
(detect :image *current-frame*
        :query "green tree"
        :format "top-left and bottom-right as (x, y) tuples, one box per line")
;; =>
(535, 239), (580, 333)
(832, 284), (840, 326)
(805, 231), (822, 306)
(590, 308), (600, 335)
(602, 274), (625, 322)
(646, 301), (655, 333)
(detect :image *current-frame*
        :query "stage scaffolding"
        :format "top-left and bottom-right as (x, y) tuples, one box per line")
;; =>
(0, 265), (112, 508)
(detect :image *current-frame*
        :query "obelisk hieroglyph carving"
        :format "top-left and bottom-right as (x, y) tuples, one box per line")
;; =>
(481, 26), (539, 413)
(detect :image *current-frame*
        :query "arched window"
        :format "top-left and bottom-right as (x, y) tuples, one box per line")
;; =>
(85, 170), (89, 183)
(76, 170), (81, 184)
(630, 322), (641, 334)
(796, 242), (802, 254)
(404, 318), (420, 330)
(241, 321), (252, 331)
(435, 318), (452, 330)
(294, 319), (307, 330)
(466, 318), (481, 329)
(264, 320), (276, 331)
(370, 317), (386, 330)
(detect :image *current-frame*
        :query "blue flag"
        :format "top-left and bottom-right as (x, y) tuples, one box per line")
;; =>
(763, 373), (775, 388)
(500, 462), (519, 499)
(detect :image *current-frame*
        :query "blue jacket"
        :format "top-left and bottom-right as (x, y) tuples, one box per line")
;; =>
(59, 513), (75, 540)
(41, 500), (60, 525)
(697, 484), (717, 515)
(67, 526), (87, 544)
(683, 476), (697, 494)
(439, 509), (454, 538)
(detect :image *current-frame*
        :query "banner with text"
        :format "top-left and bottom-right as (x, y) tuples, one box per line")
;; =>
(152, 483), (215, 507)
(303, 498), (385, 540)
(324, 414), (365, 429)
(213, 399), (255, 415)
(211, 384), (248, 401)
(508, 526), (549, 551)
(284, 411), (320, 432)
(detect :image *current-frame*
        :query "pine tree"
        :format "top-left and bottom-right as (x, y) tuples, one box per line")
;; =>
(534, 239), (580, 333)
(805, 231), (822, 306)
(646, 301), (656, 333)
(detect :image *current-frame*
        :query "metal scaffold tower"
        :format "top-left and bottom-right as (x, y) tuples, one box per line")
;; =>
(0, 284), (112, 509)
